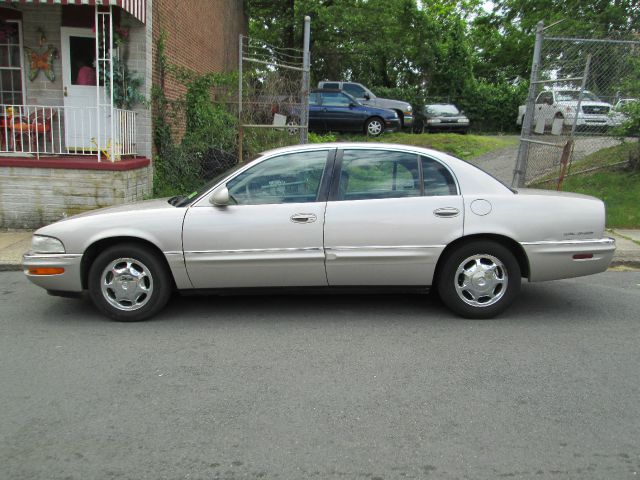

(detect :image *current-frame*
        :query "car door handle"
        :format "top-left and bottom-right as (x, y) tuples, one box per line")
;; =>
(290, 213), (317, 224)
(433, 207), (460, 218)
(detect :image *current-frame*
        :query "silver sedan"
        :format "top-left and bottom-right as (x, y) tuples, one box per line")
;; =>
(23, 143), (615, 321)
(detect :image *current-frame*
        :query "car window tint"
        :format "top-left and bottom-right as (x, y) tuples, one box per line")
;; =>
(309, 92), (320, 106)
(323, 83), (339, 89)
(227, 151), (327, 205)
(343, 84), (366, 98)
(422, 156), (458, 196)
(321, 92), (351, 107)
(337, 150), (420, 201)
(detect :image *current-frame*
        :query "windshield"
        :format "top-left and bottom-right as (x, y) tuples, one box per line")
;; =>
(426, 104), (460, 116)
(173, 162), (246, 207)
(556, 91), (601, 102)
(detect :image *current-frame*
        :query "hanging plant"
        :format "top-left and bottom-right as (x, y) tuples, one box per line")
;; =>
(100, 27), (145, 109)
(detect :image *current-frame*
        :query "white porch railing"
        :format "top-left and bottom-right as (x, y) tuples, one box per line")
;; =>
(1, 104), (137, 159)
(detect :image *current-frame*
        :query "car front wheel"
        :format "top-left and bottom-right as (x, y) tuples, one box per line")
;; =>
(437, 241), (521, 319)
(88, 243), (172, 321)
(365, 117), (384, 136)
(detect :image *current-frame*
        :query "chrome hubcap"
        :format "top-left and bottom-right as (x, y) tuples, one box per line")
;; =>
(101, 258), (153, 311)
(454, 254), (508, 307)
(368, 120), (382, 135)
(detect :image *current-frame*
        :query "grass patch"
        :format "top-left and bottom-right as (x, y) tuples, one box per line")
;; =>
(335, 133), (518, 160)
(530, 142), (635, 187)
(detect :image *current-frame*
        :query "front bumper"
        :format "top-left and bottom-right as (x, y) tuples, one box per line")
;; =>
(564, 114), (619, 127)
(384, 118), (402, 132)
(23, 252), (83, 293)
(521, 238), (615, 282)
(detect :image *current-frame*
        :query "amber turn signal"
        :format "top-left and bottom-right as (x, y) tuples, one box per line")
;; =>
(28, 267), (65, 275)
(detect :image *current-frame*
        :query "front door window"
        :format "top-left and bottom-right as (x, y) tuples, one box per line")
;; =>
(227, 151), (328, 205)
(0, 20), (24, 105)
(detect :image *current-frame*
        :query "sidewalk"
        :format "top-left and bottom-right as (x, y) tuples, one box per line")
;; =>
(2, 229), (639, 272)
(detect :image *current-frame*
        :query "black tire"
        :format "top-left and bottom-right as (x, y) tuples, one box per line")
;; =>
(436, 241), (521, 319)
(365, 117), (384, 136)
(88, 243), (172, 321)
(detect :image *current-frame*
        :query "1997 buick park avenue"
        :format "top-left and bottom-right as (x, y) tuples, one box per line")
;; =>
(23, 143), (615, 321)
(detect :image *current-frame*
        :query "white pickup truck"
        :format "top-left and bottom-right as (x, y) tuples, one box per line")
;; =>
(517, 89), (621, 131)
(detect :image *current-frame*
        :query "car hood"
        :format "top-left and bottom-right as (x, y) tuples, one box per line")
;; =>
(368, 98), (412, 110)
(356, 105), (398, 118)
(34, 197), (186, 255)
(557, 100), (612, 108)
(50, 198), (176, 224)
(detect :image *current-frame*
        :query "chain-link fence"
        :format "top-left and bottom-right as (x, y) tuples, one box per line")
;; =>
(238, 18), (311, 162)
(514, 23), (640, 187)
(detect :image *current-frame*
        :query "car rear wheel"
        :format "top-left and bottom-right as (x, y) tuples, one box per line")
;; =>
(437, 241), (521, 319)
(365, 117), (384, 136)
(88, 243), (172, 321)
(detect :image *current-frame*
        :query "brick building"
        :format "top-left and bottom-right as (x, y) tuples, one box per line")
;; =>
(0, 0), (246, 229)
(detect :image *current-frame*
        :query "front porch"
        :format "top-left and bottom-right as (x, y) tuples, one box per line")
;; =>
(1, 103), (137, 159)
(1, 1), (152, 228)
(1, 1), (150, 162)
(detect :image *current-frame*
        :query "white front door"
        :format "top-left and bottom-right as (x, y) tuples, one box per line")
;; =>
(60, 27), (110, 152)
(183, 150), (333, 288)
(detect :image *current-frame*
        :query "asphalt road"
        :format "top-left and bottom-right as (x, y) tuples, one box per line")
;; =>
(1, 271), (639, 480)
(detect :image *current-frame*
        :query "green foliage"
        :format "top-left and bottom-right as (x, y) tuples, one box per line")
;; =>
(334, 132), (518, 161)
(152, 33), (239, 197)
(457, 80), (529, 133)
(308, 132), (337, 143)
(614, 101), (640, 139)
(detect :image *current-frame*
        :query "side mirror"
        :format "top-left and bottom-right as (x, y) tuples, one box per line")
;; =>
(363, 93), (371, 100)
(210, 186), (230, 206)
(349, 102), (357, 108)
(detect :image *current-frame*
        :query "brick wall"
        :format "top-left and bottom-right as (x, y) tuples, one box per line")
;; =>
(152, 0), (246, 139)
(0, 165), (151, 229)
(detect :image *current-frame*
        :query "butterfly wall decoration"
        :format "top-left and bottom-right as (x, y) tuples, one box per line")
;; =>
(24, 45), (58, 82)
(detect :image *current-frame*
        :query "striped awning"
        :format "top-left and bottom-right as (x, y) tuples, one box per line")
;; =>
(1, 0), (146, 23)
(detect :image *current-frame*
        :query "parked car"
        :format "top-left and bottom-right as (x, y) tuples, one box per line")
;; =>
(318, 81), (413, 129)
(414, 104), (470, 134)
(517, 89), (622, 131)
(24, 143), (615, 322)
(309, 89), (400, 136)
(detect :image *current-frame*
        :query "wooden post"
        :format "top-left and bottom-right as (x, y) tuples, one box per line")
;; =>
(556, 139), (574, 191)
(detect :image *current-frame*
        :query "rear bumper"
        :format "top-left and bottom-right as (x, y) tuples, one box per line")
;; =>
(23, 253), (83, 292)
(521, 238), (615, 282)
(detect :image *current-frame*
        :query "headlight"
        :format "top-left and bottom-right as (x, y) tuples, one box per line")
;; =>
(427, 119), (441, 124)
(458, 118), (469, 123)
(31, 235), (65, 254)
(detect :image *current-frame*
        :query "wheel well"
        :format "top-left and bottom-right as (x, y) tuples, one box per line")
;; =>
(80, 236), (175, 290)
(433, 234), (530, 285)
